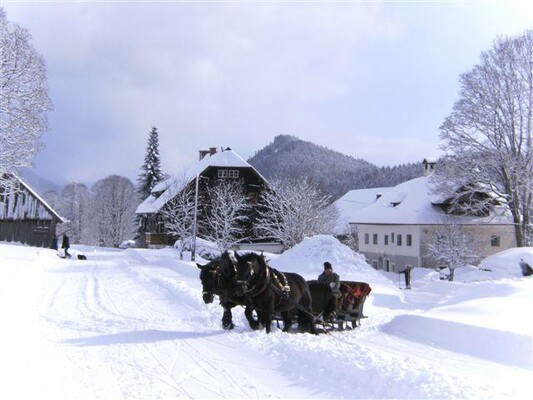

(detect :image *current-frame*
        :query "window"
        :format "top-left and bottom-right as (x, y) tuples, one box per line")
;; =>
(491, 235), (501, 247)
(391, 232), (395, 243)
(364, 233), (369, 244)
(372, 260), (378, 269)
(217, 169), (239, 178)
(373, 234), (378, 245)
(228, 170), (239, 179)
(384, 235), (389, 245)
(406, 234), (412, 246)
(397, 234), (402, 246)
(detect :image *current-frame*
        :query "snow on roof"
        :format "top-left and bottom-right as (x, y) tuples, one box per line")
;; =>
(349, 176), (511, 225)
(136, 148), (266, 214)
(1, 176), (67, 223)
(331, 187), (390, 234)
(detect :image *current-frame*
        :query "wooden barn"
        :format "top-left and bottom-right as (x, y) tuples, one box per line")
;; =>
(0, 175), (65, 247)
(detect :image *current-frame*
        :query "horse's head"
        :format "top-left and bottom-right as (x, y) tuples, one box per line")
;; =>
(197, 259), (220, 304)
(234, 252), (265, 296)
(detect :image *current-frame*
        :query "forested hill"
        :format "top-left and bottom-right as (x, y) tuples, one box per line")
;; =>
(247, 135), (421, 200)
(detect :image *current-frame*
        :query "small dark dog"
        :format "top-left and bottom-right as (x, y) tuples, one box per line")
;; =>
(77, 254), (87, 260)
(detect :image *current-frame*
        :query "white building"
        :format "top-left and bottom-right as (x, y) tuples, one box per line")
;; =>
(331, 187), (390, 235)
(348, 160), (515, 271)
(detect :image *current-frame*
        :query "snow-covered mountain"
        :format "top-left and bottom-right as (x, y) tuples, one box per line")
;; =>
(248, 135), (421, 200)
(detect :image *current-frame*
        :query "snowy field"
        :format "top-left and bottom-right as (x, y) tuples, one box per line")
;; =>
(0, 235), (531, 399)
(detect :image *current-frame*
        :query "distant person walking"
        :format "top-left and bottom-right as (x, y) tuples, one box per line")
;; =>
(62, 234), (71, 259)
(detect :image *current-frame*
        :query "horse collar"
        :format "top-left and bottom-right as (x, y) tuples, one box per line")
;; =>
(272, 270), (291, 293)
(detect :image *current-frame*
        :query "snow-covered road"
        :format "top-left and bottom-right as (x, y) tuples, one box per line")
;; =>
(0, 239), (531, 399)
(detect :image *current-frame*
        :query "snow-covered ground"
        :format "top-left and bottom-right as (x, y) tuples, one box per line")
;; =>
(0, 235), (531, 399)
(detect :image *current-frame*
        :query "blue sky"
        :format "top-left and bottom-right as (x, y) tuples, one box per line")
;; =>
(4, 0), (533, 184)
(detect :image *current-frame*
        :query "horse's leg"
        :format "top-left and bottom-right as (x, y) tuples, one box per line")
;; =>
(264, 302), (275, 334)
(221, 304), (235, 330)
(256, 310), (269, 332)
(244, 306), (260, 330)
(281, 311), (293, 332)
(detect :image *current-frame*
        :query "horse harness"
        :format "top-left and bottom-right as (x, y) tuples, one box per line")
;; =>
(237, 261), (291, 298)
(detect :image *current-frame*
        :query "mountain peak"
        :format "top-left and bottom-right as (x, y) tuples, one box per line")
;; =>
(248, 135), (420, 200)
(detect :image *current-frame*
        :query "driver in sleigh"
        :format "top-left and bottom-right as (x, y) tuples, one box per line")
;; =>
(318, 262), (341, 315)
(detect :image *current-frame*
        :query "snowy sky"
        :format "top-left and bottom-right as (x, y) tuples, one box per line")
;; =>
(4, 0), (533, 184)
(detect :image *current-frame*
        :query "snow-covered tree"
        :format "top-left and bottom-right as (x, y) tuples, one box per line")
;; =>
(90, 175), (136, 247)
(135, 126), (163, 239)
(0, 8), (52, 186)
(337, 225), (359, 252)
(426, 223), (480, 281)
(61, 182), (90, 244)
(160, 176), (195, 259)
(201, 179), (251, 252)
(255, 177), (338, 250)
(437, 30), (533, 247)
(136, 126), (163, 199)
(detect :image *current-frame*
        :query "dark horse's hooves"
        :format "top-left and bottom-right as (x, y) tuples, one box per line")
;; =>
(249, 321), (261, 330)
(222, 321), (235, 330)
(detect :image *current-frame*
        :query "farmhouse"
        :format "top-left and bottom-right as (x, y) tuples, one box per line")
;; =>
(136, 147), (269, 246)
(346, 160), (516, 271)
(0, 175), (65, 247)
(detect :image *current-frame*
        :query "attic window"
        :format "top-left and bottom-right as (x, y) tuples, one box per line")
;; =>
(218, 169), (240, 179)
(391, 202), (401, 207)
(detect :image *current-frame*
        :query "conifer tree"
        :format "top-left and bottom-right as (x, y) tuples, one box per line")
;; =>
(134, 127), (164, 240)
(137, 127), (163, 199)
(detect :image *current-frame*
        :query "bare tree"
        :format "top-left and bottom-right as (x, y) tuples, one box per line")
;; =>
(437, 30), (533, 247)
(201, 179), (250, 252)
(61, 182), (91, 244)
(0, 8), (52, 185)
(426, 222), (480, 281)
(255, 177), (338, 250)
(160, 176), (195, 259)
(337, 225), (359, 252)
(90, 175), (136, 247)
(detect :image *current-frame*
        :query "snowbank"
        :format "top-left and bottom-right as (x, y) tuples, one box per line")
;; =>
(480, 247), (533, 278)
(270, 234), (384, 282)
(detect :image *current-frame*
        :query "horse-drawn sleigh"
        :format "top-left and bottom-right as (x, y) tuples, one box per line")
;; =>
(197, 251), (371, 334)
(305, 280), (371, 330)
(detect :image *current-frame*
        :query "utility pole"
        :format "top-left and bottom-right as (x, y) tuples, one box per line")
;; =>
(191, 173), (199, 261)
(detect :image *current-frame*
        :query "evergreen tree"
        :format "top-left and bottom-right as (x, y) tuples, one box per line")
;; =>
(137, 127), (163, 199)
(134, 127), (163, 240)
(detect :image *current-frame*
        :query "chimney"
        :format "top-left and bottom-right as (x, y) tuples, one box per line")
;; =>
(422, 158), (437, 176)
(199, 147), (218, 160)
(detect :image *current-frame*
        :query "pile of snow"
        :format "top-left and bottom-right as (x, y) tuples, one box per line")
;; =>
(174, 236), (220, 260)
(479, 247), (533, 278)
(270, 235), (380, 281)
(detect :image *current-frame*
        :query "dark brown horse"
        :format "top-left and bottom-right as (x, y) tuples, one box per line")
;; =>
(233, 252), (317, 334)
(197, 255), (259, 330)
